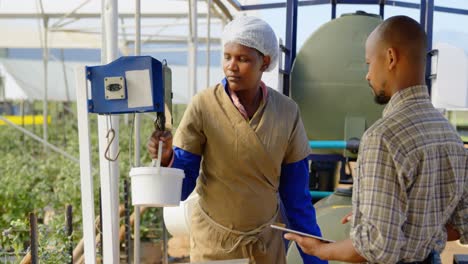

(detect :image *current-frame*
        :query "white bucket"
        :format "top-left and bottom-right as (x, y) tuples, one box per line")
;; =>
(130, 167), (185, 207)
(163, 192), (199, 236)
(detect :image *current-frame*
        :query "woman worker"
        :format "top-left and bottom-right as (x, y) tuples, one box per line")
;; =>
(148, 16), (326, 264)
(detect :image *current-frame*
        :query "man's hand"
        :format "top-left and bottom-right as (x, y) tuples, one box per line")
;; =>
(446, 223), (460, 241)
(284, 235), (367, 263)
(341, 211), (352, 224)
(147, 130), (173, 166)
(284, 233), (326, 258)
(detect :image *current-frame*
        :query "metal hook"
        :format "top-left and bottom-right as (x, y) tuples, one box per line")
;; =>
(104, 128), (120, 161)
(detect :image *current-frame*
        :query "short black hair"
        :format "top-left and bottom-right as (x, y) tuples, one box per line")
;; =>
(376, 15), (427, 65)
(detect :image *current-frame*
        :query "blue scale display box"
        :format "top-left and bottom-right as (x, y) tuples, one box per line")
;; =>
(86, 56), (166, 114)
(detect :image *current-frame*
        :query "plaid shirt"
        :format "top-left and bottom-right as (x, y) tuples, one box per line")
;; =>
(350, 85), (468, 263)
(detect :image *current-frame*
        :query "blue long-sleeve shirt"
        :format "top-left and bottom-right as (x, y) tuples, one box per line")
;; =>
(172, 146), (327, 264)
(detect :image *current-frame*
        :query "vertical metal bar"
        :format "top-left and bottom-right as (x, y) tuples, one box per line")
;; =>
(21, 100), (25, 143)
(206, 0), (212, 89)
(135, 0), (141, 56)
(61, 47), (70, 147)
(100, 0), (121, 262)
(60, 49), (71, 102)
(124, 180), (131, 264)
(75, 65), (97, 264)
(331, 0), (337, 19)
(425, 0), (434, 94)
(188, 0), (198, 99)
(162, 210), (168, 264)
(277, 38), (284, 93)
(419, 0), (427, 30)
(283, 0), (298, 96)
(133, 146), (141, 264)
(134, 1), (142, 262)
(42, 17), (49, 152)
(379, 1), (385, 18)
(99, 188), (103, 259)
(29, 213), (38, 264)
(66, 205), (73, 264)
(420, 0), (434, 93)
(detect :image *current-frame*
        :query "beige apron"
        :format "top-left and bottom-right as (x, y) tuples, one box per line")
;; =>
(173, 84), (310, 264)
(190, 201), (283, 264)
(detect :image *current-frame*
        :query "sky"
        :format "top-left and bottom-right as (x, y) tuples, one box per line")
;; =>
(3, 1), (468, 64)
(2, 1), (468, 111)
(256, 0), (468, 52)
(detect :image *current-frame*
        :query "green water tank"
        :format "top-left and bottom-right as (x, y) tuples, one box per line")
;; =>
(291, 12), (384, 155)
(286, 12), (383, 264)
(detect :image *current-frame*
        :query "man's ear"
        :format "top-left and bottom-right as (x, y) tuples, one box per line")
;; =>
(261, 56), (271, 71)
(387, 47), (397, 70)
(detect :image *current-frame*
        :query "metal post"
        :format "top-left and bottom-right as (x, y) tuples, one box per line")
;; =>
(66, 205), (73, 264)
(61, 49), (71, 102)
(206, 0), (212, 89)
(60, 49), (70, 147)
(419, 0), (427, 31)
(124, 180), (131, 263)
(75, 65), (97, 264)
(379, 0), (385, 18)
(331, 0), (337, 19)
(134, 1), (142, 263)
(29, 213), (38, 264)
(162, 211), (168, 264)
(283, 0), (298, 96)
(188, 0), (198, 99)
(42, 17), (49, 151)
(99, 0), (121, 263)
(421, 0), (434, 94)
(277, 38), (284, 94)
(99, 189), (103, 257)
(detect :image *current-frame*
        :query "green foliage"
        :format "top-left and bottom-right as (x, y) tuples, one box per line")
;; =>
(37, 216), (73, 263)
(1, 216), (73, 263)
(0, 102), (183, 261)
(139, 207), (163, 242)
(1, 219), (28, 261)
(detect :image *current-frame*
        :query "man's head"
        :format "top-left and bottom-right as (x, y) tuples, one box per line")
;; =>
(365, 15), (427, 104)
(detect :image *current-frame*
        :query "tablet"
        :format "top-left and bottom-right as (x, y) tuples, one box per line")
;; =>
(270, 224), (335, 243)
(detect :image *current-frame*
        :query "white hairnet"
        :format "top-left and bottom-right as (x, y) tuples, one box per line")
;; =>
(222, 16), (278, 72)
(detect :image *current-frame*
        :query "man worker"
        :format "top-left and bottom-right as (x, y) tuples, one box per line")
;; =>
(285, 15), (467, 263)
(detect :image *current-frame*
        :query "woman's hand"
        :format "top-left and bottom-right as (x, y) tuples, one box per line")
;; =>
(147, 130), (173, 166)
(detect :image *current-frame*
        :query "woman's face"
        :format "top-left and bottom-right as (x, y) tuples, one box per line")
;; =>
(223, 42), (270, 92)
